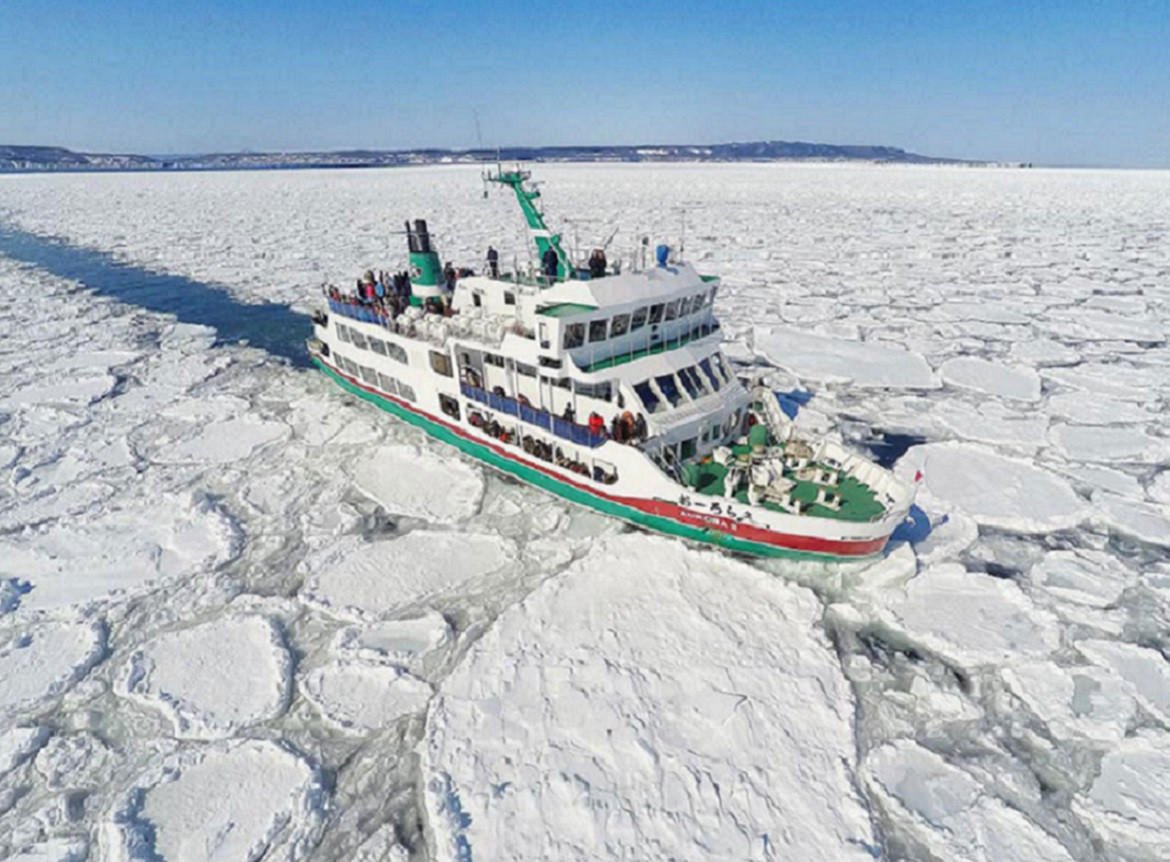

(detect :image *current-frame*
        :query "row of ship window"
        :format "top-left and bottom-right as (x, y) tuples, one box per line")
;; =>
(335, 323), (410, 364)
(335, 352), (417, 403)
(562, 290), (714, 349)
(633, 354), (734, 414)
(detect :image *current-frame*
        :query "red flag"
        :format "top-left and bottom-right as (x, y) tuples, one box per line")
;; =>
(914, 470), (924, 483)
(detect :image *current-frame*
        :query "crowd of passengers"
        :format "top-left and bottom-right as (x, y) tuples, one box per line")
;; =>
(327, 268), (470, 319)
(468, 410), (618, 484)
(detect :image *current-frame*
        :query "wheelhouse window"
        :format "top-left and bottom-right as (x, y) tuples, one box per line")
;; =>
(504, 291), (516, 306)
(648, 304), (664, 324)
(655, 373), (684, 407)
(690, 294), (705, 314)
(589, 319), (608, 343)
(610, 314), (630, 337)
(485, 353), (505, 367)
(563, 323), (585, 349)
(698, 357), (722, 391)
(677, 366), (704, 399)
(634, 381), (661, 414)
(680, 437), (697, 460)
(664, 300), (680, 321)
(516, 362), (537, 377)
(429, 350), (453, 377)
(713, 354), (733, 383)
(630, 307), (649, 331)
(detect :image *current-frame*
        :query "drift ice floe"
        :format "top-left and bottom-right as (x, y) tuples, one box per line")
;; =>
(308, 169), (914, 558)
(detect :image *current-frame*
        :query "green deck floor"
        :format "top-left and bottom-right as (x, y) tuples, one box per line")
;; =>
(682, 447), (885, 523)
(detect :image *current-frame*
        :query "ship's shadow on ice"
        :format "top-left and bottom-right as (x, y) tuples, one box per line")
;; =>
(888, 503), (935, 547)
(0, 225), (312, 366)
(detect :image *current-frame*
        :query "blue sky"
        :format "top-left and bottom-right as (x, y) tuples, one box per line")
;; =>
(3, 0), (1167, 165)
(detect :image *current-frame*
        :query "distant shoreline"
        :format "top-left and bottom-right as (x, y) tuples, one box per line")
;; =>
(0, 140), (1006, 175)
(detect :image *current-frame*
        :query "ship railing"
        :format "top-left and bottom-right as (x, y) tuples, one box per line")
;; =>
(460, 383), (606, 447)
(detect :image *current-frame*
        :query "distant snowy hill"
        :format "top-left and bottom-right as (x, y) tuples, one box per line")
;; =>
(0, 139), (979, 173)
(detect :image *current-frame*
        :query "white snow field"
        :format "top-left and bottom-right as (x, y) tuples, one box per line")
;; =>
(2, 163), (1170, 860)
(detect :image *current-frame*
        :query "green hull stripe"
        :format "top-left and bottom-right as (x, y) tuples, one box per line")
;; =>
(315, 359), (842, 560)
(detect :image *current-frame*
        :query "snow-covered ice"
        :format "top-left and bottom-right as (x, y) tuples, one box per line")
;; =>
(425, 535), (878, 861)
(302, 661), (432, 732)
(896, 442), (1088, 533)
(3, 162), (1170, 860)
(116, 615), (291, 738)
(104, 740), (324, 862)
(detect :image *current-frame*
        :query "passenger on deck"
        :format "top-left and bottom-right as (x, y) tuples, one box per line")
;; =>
(562, 404), (576, 423)
(443, 262), (456, 292)
(588, 412), (605, 437)
(610, 415), (625, 443)
(588, 248), (607, 279)
(486, 245), (499, 278)
(633, 413), (648, 442)
(541, 247), (559, 282)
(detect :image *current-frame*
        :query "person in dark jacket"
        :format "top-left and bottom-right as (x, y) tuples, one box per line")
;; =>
(541, 246), (559, 282)
(588, 248), (606, 279)
(633, 413), (648, 442)
(486, 245), (499, 278)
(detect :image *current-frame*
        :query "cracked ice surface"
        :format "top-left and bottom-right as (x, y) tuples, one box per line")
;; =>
(424, 535), (878, 861)
(3, 163), (1170, 860)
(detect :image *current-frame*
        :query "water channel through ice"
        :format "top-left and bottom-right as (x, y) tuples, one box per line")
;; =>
(1, 163), (1168, 861)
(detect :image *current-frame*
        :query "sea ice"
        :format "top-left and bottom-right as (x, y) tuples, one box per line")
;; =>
(1074, 731), (1170, 859)
(146, 416), (290, 465)
(1093, 495), (1170, 548)
(330, 612), (451, 668)
(350, 445), (484, 523)
(0, 621), (105, 719)
(861, 564), (1060, 668)
(937, 356), (1041, 402)
(117, 615), (291, 738)
(302, 661), (432, 732)
(1, 492), (241, 614)
(1027, 549), (1136, 608)
(0, 726), (48, 779)
(1076, 640), (1170, 725)
(1044, 392), (1153, 426)
(301, 531), (514, 621)
(104, 739), (323, 862)
(1001, 661), (1135, 744)
(865, 741), (1075, 862)
(1050, 423), (1170, 465)
(424, 535), (877, 861)
(753, 325), (937, 388)
(896, 442), (1087, 533)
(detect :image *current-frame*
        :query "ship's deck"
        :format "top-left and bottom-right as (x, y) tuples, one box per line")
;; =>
(681, 442), (886, 523)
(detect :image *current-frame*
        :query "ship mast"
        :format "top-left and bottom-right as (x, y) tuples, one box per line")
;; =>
(485, 167), (573, 283)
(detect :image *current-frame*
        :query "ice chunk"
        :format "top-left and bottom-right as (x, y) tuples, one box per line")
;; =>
(1027, 549), (1136, 608)
(1050, 423), (1170, 465)
(33, 732), (112, 789)
(106, 739), (323, 862)
(896, 442), (1087, 533)
(302, 661), (432, 732)
(1093, 495), (1170, 547)
(938, 356), (1041, 402)
(1, 839), (88, 862)
(1001, 661), (1134, 743)
(0, 374), (117, 409)
(1074, 732), (1170, 859)
(331, 612), (451, 667)
(1076, 640), (1170, 725)
(1043, 363), (1158, 402)
(301, 532), (513, 620)
(864, 565), (1059, 668)
(754, 326), (937, 388)
(350, 445), (483, 523)
(1, 492), (241, 614)
(933, 401), (1049, 452)
(147, 416), (290, 465)
(1055, 464), (1144, 499)
(1009, 338), (1080, 367)
(425, 535), (878, 861)
(1044, 392), (1153, 426)
(0, 621), (105, 719)
(0, 725), (49, 780)
(865, 741), (1075, 862)
(117, 616), (291, 739)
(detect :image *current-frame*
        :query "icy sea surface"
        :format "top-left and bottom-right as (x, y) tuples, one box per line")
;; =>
(1, 163), (1169, 861)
